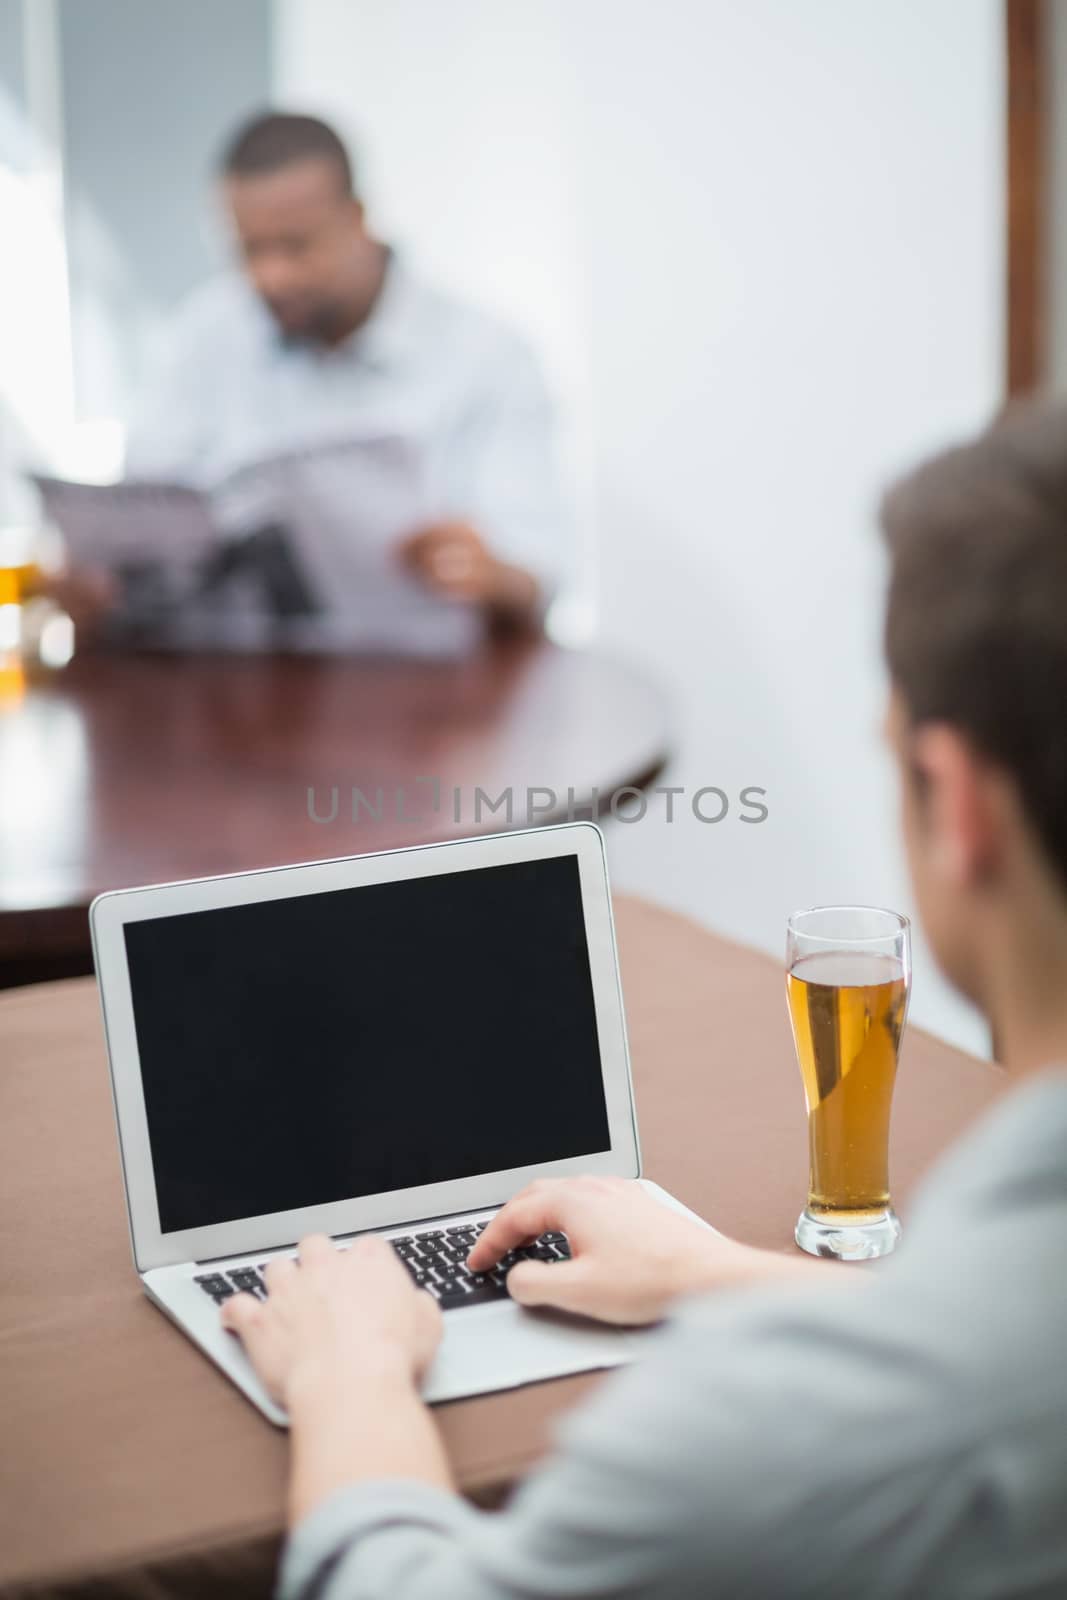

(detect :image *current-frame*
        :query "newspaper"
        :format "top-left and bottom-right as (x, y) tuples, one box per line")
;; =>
(31, 436), (481, 657)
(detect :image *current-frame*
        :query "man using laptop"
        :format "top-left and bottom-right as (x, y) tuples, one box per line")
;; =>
(225, 400), (1067, 1595)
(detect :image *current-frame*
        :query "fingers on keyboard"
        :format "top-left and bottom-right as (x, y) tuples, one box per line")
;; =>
(195, 1225), (569, 1311)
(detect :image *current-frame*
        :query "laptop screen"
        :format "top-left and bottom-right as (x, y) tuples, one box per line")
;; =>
(123, 854), (611, 1234)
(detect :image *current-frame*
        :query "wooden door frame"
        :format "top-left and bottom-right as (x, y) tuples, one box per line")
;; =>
(1007, 0), (1047, 394)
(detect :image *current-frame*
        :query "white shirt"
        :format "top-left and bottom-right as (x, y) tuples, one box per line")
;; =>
(124, 258), (567, 643)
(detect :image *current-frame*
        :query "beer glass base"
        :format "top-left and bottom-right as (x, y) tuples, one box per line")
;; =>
(794, 1207), (901, 1261)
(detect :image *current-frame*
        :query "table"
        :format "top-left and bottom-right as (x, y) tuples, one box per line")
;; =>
(0, 641), (670, 985)
(0, 895), (1005, 1600)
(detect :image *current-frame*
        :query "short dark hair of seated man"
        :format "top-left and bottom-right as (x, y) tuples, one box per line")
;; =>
(882, 398), (1067, 981)
(221, 110), (356, 195)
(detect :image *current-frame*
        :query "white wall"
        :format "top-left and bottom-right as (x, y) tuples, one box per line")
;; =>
(276, 0), (1004, 1056)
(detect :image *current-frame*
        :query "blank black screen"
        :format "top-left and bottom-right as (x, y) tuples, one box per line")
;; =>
(124, 855), (610, 1233)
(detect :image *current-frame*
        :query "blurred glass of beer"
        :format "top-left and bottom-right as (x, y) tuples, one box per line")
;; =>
(0, 541), (42, 702)
(786, 906), (910, 1261)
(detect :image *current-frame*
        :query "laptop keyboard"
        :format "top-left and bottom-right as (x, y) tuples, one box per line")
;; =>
(195, 1219), (571, 1314)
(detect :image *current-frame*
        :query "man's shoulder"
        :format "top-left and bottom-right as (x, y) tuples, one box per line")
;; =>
(397, 264), (539, 368)
(160, 273), (269, 356)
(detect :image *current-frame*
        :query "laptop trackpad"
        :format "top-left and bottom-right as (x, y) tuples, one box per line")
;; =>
(422, 1300), (636, 1404)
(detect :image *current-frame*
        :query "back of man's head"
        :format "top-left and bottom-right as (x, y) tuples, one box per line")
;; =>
(882, 399), (1067, 916)
(219, 110), (355, 196)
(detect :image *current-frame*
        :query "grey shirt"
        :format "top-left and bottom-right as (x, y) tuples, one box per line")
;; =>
(278, 1071), (1067, 1600)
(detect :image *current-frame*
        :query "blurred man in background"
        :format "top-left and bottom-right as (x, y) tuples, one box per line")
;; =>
(61, 111), (564, 638)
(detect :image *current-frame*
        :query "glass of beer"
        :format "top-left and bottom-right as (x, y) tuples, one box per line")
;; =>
(786, 906), (910, 1261)
(0, 530), (43, 701)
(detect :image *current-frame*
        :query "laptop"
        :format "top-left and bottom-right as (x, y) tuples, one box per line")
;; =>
(91, 822), (699, 1425)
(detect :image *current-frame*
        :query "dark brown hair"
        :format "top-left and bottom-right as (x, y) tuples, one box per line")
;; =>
(882, 398), (1067, 890)
(220, 111), (355, 195)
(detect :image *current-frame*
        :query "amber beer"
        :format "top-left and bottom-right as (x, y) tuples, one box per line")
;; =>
(788, 951), (908, 1223)
(0, 558), (41, 700)
(786, 906), (910, 1260)
(0, 561), (41, 606)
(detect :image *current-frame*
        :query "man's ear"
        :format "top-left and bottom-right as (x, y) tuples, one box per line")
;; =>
(910, 723), (1002, 886)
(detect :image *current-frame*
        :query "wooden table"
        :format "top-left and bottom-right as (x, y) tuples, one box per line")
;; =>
(0, 895), (1005, 1600)
(0, 641), (670, 985)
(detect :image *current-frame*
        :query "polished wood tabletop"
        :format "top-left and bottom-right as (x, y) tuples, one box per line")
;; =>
(0, 894), (1005, 1600)
(0, 640), (670, 982)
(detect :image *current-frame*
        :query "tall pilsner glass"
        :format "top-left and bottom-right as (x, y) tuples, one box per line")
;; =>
(786, 906), (911, 1261)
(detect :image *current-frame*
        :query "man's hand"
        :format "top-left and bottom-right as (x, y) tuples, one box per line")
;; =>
(223, 1235), (451, 1522)
(222, 1233), (442, 1409)
(469, 1177), (823, 1325)
(396, 523), (539, 620)
(41, 567), (119, 635)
